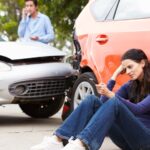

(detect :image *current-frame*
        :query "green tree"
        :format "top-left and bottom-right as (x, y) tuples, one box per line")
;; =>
(40, 0), (88, 48)
(0, 0), (88, 49)
(0, 0), (24, 40)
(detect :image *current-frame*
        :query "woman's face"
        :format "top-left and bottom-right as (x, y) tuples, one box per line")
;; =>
(122, 59), (145, 80)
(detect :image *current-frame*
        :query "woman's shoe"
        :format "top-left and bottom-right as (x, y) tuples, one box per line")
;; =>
(61, 139), (86, 150)
(30, 136), (64, 150)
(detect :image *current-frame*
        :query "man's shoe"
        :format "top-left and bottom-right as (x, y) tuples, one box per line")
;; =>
(30, 136), (64, 150)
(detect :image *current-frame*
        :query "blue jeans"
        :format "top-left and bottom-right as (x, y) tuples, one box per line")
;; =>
(54, 95), (150, 150)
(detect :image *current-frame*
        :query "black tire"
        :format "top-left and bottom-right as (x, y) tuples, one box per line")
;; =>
(61, 72), (99, 120)
(19, 96), (64, 118)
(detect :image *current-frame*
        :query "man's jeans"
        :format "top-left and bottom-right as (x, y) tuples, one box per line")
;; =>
(55, 95), (150, 150)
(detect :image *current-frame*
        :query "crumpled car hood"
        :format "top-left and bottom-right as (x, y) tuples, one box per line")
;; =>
(0, 42), (66, 60)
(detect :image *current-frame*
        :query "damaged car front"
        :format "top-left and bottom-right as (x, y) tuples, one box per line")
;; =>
(0, 42), (75, 118)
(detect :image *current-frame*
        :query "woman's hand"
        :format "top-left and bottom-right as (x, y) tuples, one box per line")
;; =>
(111, 65), (125, 80)
(96, 83), (115, 98)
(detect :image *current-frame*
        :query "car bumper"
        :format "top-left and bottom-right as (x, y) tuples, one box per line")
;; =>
(0, 62), (74, 104)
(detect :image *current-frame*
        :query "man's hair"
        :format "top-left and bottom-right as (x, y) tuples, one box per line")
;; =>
(25, 0), (38, 6)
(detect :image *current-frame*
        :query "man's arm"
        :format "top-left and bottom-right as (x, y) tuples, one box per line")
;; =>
(18, 19), (27, 38)
(18, 8), (29, 38)
(38, 16), (55, 43)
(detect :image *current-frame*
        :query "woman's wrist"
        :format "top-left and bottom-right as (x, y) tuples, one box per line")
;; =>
(108, 91), (115, 98)
(111, 65), (124, 80)
(111, 73), (118, 80)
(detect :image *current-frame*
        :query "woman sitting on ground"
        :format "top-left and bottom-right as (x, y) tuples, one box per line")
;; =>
(31, 48), (150, 150)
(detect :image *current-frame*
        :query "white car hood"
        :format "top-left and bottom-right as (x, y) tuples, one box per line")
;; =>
(0, 42), (66, 60)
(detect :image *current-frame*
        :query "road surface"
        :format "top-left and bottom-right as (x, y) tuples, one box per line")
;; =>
(0, 105), (120, 150)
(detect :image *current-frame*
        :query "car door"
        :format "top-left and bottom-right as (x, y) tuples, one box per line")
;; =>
(89, 0), (150, 88)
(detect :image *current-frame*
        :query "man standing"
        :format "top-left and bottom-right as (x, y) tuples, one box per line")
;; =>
(18, 0), (54, 44)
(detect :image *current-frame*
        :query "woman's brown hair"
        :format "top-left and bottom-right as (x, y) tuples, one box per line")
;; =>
(121, 48), (150, 102)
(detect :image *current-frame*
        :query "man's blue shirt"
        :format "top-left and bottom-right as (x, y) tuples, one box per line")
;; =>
(18, 12), (55, 44)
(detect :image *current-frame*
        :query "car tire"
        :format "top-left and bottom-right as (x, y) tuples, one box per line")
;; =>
(72, 72), (99, 109)
(62, 72), (99, 120)
(19, 96), (64, 118)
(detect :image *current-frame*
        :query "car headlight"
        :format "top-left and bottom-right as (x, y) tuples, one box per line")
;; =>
(0, 62), (11, 71)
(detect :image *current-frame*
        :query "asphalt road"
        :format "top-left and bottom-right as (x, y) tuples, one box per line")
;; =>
(0, 105), (120, 150)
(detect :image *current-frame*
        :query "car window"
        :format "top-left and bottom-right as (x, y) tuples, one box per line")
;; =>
(115, 0), (150, 20)
(105, 0), (119, 20)
(90, 0), (118, 21)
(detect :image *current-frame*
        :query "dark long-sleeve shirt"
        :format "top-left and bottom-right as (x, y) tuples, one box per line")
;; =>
(100, 80), (150, 128)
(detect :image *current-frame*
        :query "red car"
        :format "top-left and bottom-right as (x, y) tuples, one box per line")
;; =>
(66, 0), (150, 111)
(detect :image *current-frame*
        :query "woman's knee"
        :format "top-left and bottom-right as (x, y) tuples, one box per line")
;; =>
(82, 95), (101, 107)
(104, 97), (119, 110)
(105, 97), (125, 114)
(106, 97), (117, 104)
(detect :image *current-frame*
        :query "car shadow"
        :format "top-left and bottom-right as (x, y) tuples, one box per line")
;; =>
(0, 115), (62, 126)
(0, 105), (63, 126)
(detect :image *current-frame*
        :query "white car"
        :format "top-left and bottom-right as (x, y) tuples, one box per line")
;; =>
(0, 41), (75, 118)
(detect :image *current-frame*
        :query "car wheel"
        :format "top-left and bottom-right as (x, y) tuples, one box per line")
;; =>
(62, 72), (99, 120)
(19, 96), (64, 118)
(72, 72), (99, 109)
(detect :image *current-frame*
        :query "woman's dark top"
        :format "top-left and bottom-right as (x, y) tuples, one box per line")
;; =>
(100, 80), (150, 129)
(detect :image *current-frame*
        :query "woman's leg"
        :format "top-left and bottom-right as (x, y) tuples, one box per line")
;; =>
(54, 95), (103, 140)
(76, 97), (150, 150)
(108, 124), (132, 150)
(31, 95), (103, 150)
(108, 102), (150, 150)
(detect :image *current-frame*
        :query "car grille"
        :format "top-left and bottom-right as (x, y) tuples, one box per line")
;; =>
(9, 78), (66, 98)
